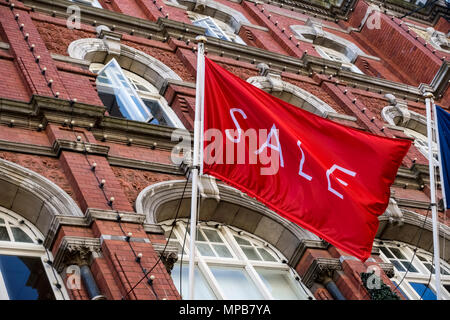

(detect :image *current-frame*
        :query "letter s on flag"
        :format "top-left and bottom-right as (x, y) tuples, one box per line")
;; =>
(202, 57), (411, 261)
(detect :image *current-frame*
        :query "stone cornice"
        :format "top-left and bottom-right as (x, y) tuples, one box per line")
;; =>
(108, 156), (183, 175)
(52, 139), (110, 157)
(290, 239), (329, 267)
(45, 208), (145, 248)
(21, 0), (446, 99)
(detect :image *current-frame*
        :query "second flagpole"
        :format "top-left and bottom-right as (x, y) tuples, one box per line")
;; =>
(188, 35), (207, 300)
(424, 91), (443, 300)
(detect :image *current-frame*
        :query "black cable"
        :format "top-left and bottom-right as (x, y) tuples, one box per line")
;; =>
(419, 255), (434, 300)
(399, 0), (439, 19)
(122, 170), (191, 300)
(64, 109), (157, 299)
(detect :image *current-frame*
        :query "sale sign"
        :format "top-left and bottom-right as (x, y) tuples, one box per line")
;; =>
(202, 57), (411, 261)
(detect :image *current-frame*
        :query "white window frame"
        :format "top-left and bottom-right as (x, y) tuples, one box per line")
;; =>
(70, 0), (102, 8)
(376, 240), (450, 300)
(193, 17), (231, 42)
(191, 15), (246, 45)
(0, 209), (69, 300)
(164, 220), (312, 300)
(91, 62), (185, 128)
(315, 46), (363, 74)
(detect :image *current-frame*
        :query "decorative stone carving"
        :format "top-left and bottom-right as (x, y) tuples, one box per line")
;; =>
(53, 236), (102, 272)
(306, 18), (325, 39)
(151, 242), (179, 274)
(198, 175), (220, 202)
(378, 262), (395, 278)
(382, 94), (413, 128)
(97, 28), (122, 57)
(426, 27), (450, 52)
(385, 196), (404, 225)
(302, 257), (342, 288)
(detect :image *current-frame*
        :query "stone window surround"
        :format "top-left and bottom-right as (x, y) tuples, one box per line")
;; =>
(89, 61), (186, 128)
(67, 33), (182, 94)
(0, 158), (83, 241)
(176, 0), (251, 34)
(290, 21), (376, 63)
(246, 73), (337, 117)
(164, 220), (313, 299)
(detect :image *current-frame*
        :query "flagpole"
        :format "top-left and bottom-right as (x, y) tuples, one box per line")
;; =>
(433, 103), (448, 210)
(188, 35), (206, 300)
(424, 91), (442, 300)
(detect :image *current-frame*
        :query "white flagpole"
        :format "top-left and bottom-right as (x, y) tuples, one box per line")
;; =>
(424, 92), (442, 300)
(188, 35), (206, 300)
(433, 103), (448, 210)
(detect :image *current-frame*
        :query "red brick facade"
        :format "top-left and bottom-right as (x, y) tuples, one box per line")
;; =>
(0, 0), (449, 300)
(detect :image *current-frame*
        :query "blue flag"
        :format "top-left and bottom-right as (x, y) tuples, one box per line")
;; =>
(436, 105), (450, 209)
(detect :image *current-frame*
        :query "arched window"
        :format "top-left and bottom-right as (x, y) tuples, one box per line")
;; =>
(315, 46), (363, 74)
(291, 24), (365, 74)
(163, 220), (312, 300)
(0, 207), (68, 300)
(402, 128), (439, 164)
(69, 0), (102, 8)
(90, 59), (184, 128)
(381, 103), (438, 163)
(247, 75), (336, 117)
(376, 240), (450, 300)
(188, 12), (246, 45)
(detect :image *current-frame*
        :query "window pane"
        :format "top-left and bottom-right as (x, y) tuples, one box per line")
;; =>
(212, 244), (233, 258)
(392, 260), (406, 272)
(203, 229), (223, 243)
(144, 100), (171, 127)
(242, 247), (261, 261)
(98, 59), (153, 122)
(171, 263), (216, 300)
(258, 248), (277, 262)
(0, 255), (55, 300)
(186, 228), (206, 242)
(410, 282), (436, 300)
(209, 266), (263, 299)
(0, 218), (4, 224)
(401, 261), (418, 273)
(0, 227), (10, 241)
(389, 248), (406, 259)
(197, 243), (215, 257)
(423, 263), (434, 273)
(11, 227), (33, 243)
(380, 247), (394, 259)
(255, 268), (301, 300)
(441, 267), (450, 276)
(234, 236), (251, 246)
(444, 284), (450, 295)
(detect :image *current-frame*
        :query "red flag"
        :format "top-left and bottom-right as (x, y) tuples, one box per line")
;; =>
(202, 57), (411, 261)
